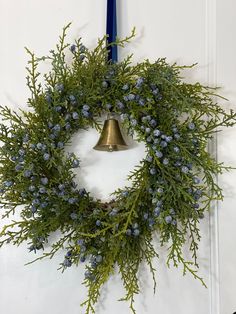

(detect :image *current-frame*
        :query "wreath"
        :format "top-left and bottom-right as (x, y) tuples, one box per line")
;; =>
(0, 24), (235, 313)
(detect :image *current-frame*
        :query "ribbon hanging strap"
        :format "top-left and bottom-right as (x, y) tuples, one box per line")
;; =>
(106, 0), (118, 62)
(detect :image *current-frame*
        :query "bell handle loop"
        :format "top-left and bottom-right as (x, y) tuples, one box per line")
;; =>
(107, 112), (116, 120)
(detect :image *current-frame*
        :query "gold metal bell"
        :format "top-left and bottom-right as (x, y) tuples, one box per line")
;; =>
(93, 117), (128, 152)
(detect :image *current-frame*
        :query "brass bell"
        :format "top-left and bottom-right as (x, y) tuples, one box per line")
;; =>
(93, 117), (128, 152)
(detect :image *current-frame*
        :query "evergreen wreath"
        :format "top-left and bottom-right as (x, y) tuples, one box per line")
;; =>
(0, 24), (235, 313)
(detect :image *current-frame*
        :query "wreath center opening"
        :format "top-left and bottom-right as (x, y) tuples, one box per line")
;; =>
(65, 118), (146, 202)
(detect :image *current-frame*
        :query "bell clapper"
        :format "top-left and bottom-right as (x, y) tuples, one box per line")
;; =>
(108, 145), (114, 152)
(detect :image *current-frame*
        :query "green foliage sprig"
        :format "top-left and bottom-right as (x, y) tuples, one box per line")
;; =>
(0, 24), (235, 313)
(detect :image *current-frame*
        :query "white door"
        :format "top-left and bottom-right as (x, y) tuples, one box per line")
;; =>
(0, 1), (235, 314)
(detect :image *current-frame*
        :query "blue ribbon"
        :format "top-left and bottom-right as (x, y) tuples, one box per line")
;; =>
(106, 0), (118, 62)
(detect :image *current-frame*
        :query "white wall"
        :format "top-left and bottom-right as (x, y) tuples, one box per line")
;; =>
(0, 1), (235, 314)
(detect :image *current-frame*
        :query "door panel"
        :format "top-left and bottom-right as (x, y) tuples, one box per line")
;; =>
(0, 1), (235, 313)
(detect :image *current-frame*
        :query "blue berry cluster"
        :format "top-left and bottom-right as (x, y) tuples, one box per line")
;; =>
(126, 222), (140, 237)
(28, 236), (45, 253)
